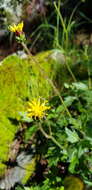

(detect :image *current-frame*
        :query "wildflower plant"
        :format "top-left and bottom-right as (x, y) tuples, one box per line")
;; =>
(8, 21), (26, 43)
(7, 21), (92, 190)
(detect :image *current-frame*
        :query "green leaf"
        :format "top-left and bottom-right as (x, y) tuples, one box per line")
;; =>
(56, 96), (77, 114)
(68, 148), (79, 173)
(64, 96), (77, 107)
(69, 118), (82, 129)
(64, 83), (70, 89)
(18, 112), (33, 123)
(78, 145), (88, 158)
(65, 128), (79, 143)
(69, 150), (79, 173)
(24, 187), (31, 190)
(59, 187), (64, 190)
(72, 82), (88, 91)
(56, 105), (64, 113)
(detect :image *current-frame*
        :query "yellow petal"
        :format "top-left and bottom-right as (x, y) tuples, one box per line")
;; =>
(17, 22), (24, 31)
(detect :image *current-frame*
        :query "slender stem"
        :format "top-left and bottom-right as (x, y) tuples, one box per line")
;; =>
(83, 45), (91, 89)
(48, 79), (72, 118)
(54, 2), (66, 34)
(65, 58), (77, 82)
(88, 64), (91, 89)
(48, 125), (52, 136)
(39, 125), (50, 139)
(56, 0), (60, 47)
(22, 42), (31, 55)
(39, 124), (63, 149)
(21, 42), (72, 118)
(68, 1), (81, 27)
(50, 136), (63, 149)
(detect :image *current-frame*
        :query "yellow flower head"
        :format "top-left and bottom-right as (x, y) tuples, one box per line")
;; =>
(8, 21), (24, 33)
(27, 98), (50, 119)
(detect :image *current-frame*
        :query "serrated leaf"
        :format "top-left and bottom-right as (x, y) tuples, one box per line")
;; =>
(56, 105), (64, 113)
(65, 128), (79, 143)
(69, 118), (81, 129)
(64, 96), (77, 107)
(72, 82), (88, 90)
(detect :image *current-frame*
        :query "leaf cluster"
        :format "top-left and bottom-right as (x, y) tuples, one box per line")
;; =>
(21, 80), (92, 189)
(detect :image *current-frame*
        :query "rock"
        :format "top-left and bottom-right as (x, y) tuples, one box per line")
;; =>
(64, 176), (84, 190)
(48, 49), (65, 65)
(17, 50), (27, 59)
(0, 150), (36, 189)
(0, 0), (23, 26)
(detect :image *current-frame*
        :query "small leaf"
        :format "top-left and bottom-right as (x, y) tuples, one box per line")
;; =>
(56, 96), (77, 114)
(68, 148), (79, 173)
(24, 188), (30, 190)
(72, 82), (88, 90)
(64, 83), (70, 89)
(56, 105), (63, 113)
(69, 154), (79, 173)
(65, 128), (79, 143)
(69, 118), (81, 129)
(18, 112), (33, 123)
(64, 96), (77, 107)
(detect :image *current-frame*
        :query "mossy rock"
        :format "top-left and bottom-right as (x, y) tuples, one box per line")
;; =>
(64, 176), (84, 190)
(0, 50), (66, 176)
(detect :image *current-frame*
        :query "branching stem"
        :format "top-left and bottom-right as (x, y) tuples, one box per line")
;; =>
(39, 123), (63, 150)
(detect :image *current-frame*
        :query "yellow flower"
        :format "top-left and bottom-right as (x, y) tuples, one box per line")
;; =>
(8, 21), (24, 33)
(27, 98), (50, 119)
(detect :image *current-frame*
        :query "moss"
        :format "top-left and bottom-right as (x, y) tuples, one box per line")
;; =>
(28, 51), (54, 98)
(0, 116), (17, 158)
(21, 158), (36, 184)
(0, 55), (32, 118)
(0, 163), (7, 176)
(28, 49), (68, 97)
(0, 116), (17, 175)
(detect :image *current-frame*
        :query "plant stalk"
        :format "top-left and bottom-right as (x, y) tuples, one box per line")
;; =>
(21, 42), (72, 118)
(39, 125), (63, 150)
